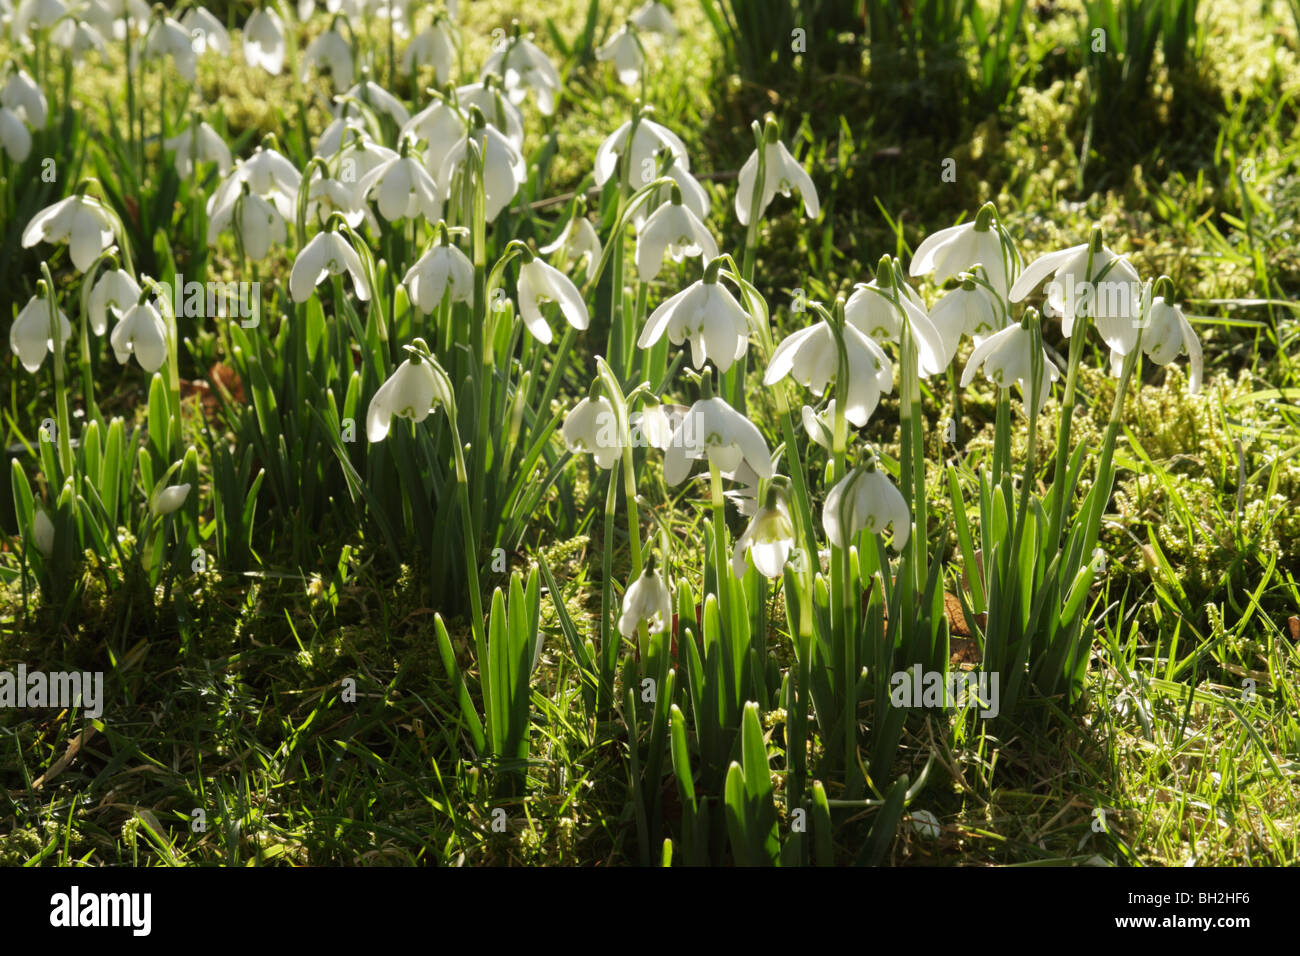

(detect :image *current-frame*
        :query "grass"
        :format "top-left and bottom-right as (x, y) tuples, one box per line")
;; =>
(2, 0), (1299, 865)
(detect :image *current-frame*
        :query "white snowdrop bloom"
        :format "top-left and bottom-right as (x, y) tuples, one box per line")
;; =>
(1139, 291), (1202, 394)
(663, 392), (773, 487)
(306, 170), (373, 231)
(206, 187), (287, 260)
(516, 254), (589, 345)
(290, 228), (370, 303)
(31, 508), (55, 557)
(438, 118), (526, 222)
(110, 298), (168, 373)
(150, 482), (191, 516)
(242, 7), (286, 75)
(140, 15), (198, 81)
(481, 32), (561, 115)
(315, 115), (372, 160)
(637, 269), (751, 373)
(88, 267), (141, 335)
(844, 268), (952, 376)
(633, 401), (675, 451)
(11, 0), (67, 38)
(635, 190), (717, 281)
(630, 0), (676, 42)
(632, 151), (709, 231)
(400, 16), (455, 83)
(561, 395), (620, 470)
(403, 235), (473, 313)
(0, 106), (32, 160)
(339, 79), (411, 127)
(455, 80), (524, 151)
(1010, 233), (1142, 342)
(593, 113), (689, 190)
(22, 193), (117, 273)
(732, 492), (795, 579)
(735, 131), (819, 226)
(822, 455), (910, 550)
(366, 356), (453, 442)
(764, 319), (893, 428)
(800, 401), (837, 450)
(84, 0), (150, 39)
(909, 204), (1016, 301)
(51, 18), (109, 61)
(354, 149), (441, 222)
(618, 561), (672, 639)
(401, 96), (467, 183)
(927, 278), (1002, 354)
(330, 134), (397, 199)
(960, 317), (1060, 416)
(164, 121), (232, 178)
(208, 144), (301, 222)
(302, 25), (353, 90)
(181, 6), (229, 55)
(1, 68), (47, 129)
(596, 23), (643, 87)
(540, 210), (601, 281)
(10, 292), (72, 373)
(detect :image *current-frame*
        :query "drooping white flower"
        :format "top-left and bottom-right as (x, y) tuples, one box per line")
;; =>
(455, 80), (524, 151)
(31, 507), (55, 557)
(164, 120), (232, 178)
(593, 112), (689, 191)
(629, 0), (676, 43)
(0, 106), (32, 160)
(635, 189), (718, 282)
(403, 233), (473, 313)
(22, 193), (117, 273)
(140, 15), (198, 81)
(150, 482), (191, 516)
(207, 143), (301, 222)
(242, 7), (286, 75)
(1010, 232), (1142, 343)
(735, 128), (819, 226)
(290, 227), (370, 302)
(822, 455), (909, 549)
(401, 95), (467, 186)
(800, 401), (837, 450)
(764, 319), (893, 427)
(844, 264), (952, 376)
(438, 115), (526, 222)
(366, 355), (453, 442)
(110, 298), (168, 373)
(662, 391), (773, 487)
(50, 18), (109, 62)
(960, 316), (1059, 416)
(11, 0), (67, 39)
(618, 560), (672, 639)
(597, 23), (643, 87)
(540, 209), (602, 281)
(1137, 288), (1202, 394)
(631, 150), (708, 231)
(633, 400), (675, 451)
(927, 277), (1002, 353)
(207, 186), (288, 260)
(88, 267), (141, 335)
(637, 267), (751, 373)
(400, 16), (455, 83)
(301, 24), (353, 90)
(1, 68), (47, 129)
(561, 395), (620, 470)
(10, 291), (72, 372)
(354, 147), (441, 222)
(909, 204), (1016, 301)
(732, 492), (794, 579)
(516, 253), (590, 345)
(339, 78), (411, 127)
(181, 6), (230, 55)
(481, 31), (561, 115)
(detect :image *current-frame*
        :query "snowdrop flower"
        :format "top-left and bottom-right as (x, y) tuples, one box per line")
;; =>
(822, 451), (909, 549)
(400, 14), (455, 83)
(110, 297), (168, 373)
(438, 110), (526, 222)
(960, 311), (1059, 416)
(290, 224), (370, 302)
(401, 94), (467, 183)
(482, 27), (561, 115)
(301, 21), (353, 90)
(735, 120), (819, 226)
(1, 68), (47, 129)
(140, 14), (198, 82)
(928, 275), (1002, 353)
(540, 204), (602, 281)
(455, 79), (524, 151)
(22, 191), (118, 273)
(630, 0), (676, 42)
(181, 6), (230, 55)
(637, 259), (751, 373)
(339, 78), (411, 127)
(732, 488), (795, 579)
(325, 132), (396, 213)
(663, 383), (773, 486)
(366, 353), (454, 442)
(208, 142), (301, 222)
(618, 559), (672, 639)
(845, 258), (951, 375)
(316, 113), (380, 159)
(0, 106), (32, 160)
(355, 142), (441, 222)
(764, 317), (893, 427)
(207, 184), (287, 260)
(11, 0), (67, 39)
(1010, 228), (1141, 344)
(562, 394), (620, 469)
(633, 400), (676, 451)
(597, 22), (643, 87)
(51, 18), (109, 62)
(593, 110), (689, 191)
(403, 225), (473, 313)
(31, 508), (55, 557)
(243, 6), (286, 75)
(165, 120), (232, 178)
(632, 149), (708, 231)
(635, 186), (718, 282)
(10, 289), (72, 373)
(800, 401), (837, 450)
(88, 266), (141, 335)
(909, 203), (1016, 301)
(150, 482), (191, 516)
(516, 249), (590, 345)
(1137, 280), (1202, 394)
